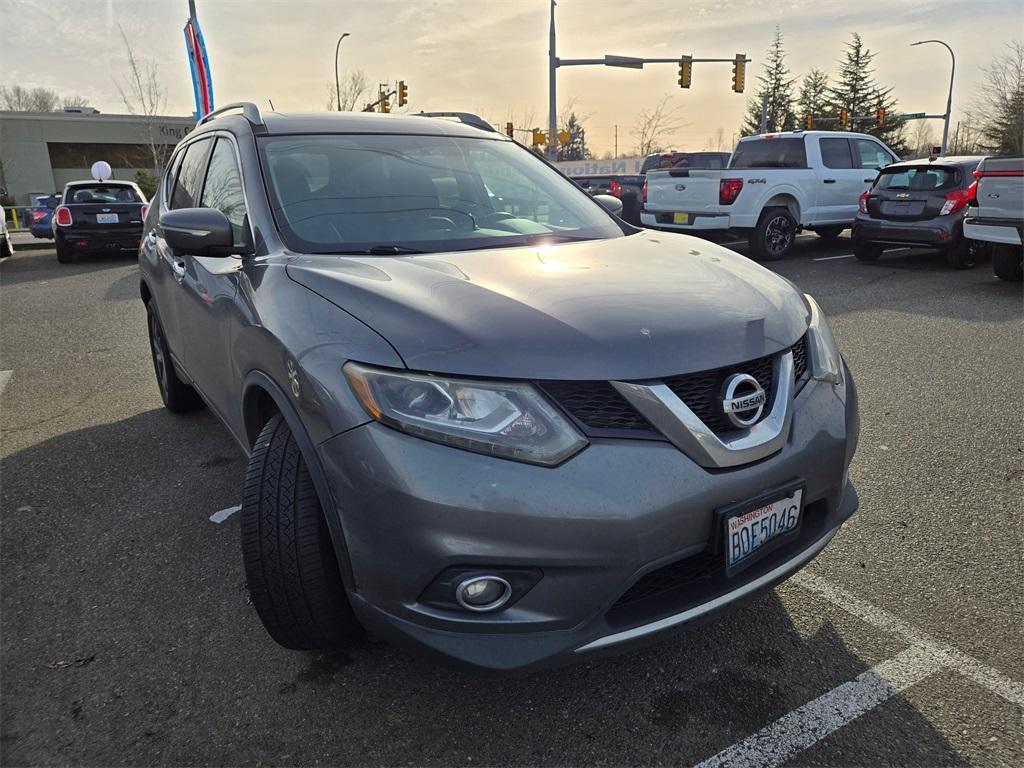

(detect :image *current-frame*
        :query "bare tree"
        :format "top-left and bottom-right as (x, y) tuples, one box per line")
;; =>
(1, 85), (61, 111)
(325, 68), (370, 111)
(971, 40), (1024, 155)
(909, 120), (936, 158)
(114, 26), (171, 174)
(703, 126), (727, 152)
(631, 96), (685, 156)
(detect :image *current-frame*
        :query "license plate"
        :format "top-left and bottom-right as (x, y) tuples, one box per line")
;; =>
(673, 212), (689, 224)
(96, 213), (119, 224)
(724, 488), (803, 572)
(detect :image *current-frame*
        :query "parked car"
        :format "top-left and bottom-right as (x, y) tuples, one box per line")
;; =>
(52, 180), (148, 264)
(573, 174), (643, 224)
(30, 194), (60, 239)
(140, 103), (859, 672)
(641, 131), (899, 260)
(0, 205), (13, 259)
(851, 156), (986, 269)
(964, 155), (1023, 282)
(639, 151), (731, 175)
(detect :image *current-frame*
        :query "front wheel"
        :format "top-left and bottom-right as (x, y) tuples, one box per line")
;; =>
(992, 244), (1023, 282)
(749, 208), (797, 261)
(241, 414), (364, 650)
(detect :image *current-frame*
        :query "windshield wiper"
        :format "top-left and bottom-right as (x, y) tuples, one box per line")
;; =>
(324, 245), (428, 255)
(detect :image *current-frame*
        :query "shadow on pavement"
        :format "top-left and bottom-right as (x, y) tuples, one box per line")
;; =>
(0, 248), (138, 287)
(1, 409), (963, 766)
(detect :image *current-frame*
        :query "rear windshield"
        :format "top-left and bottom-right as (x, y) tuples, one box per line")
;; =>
(258, 134), (625, 255)
(730, 138), (807, 169)
(876, 166), (959, 191)
(65, 185), (144, 204)
(640, 152), (728, 174)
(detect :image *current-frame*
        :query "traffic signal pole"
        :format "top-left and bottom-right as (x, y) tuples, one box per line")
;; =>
(546, 1), (749, 160)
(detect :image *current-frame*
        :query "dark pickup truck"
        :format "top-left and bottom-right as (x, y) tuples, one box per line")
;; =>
(53, 180), (148, 264)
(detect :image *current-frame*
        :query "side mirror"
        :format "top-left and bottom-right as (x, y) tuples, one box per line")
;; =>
(160, 208), (236, 256)
(593, 194), (624, 216)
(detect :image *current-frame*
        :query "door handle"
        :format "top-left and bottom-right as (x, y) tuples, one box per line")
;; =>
(823, 179), (836, 184)
(863, 178), (875, 183)
(171, 258), (186, 280)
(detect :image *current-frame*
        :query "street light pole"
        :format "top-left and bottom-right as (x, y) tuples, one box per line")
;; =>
(911, 39), (955, 154)
(548, 1), (558, 161)
(335, 33), (350, 112)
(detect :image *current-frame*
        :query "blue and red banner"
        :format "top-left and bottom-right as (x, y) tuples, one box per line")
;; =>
(184, 1), (214, 119)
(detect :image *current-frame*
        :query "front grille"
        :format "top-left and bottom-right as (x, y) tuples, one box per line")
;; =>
(539, 381), (652, 431)
(543, 335), (808, 437)
(614, 550), (720, 606)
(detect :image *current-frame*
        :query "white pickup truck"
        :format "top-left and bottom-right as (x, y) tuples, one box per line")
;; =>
(641, 131), (899, 260)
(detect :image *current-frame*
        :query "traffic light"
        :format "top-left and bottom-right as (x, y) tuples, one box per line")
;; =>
(731, 54), (746, 93)
(839, 109), (849, 128)
(558, 130), (571, 146)
(379, 90), (390, 113)
(397, 80), (408, 107)
(804, 114), (814, 130)
(678, 57), (692, 89)
(531, 129), (547, 147)
(876, 107), (886, 126)
(506, 121), (514, 138)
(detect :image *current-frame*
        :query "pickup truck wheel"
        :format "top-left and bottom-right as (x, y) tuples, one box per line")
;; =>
(241, 414), (364, 650)
(749, 208), (796, 261)
(853, 239), (883, 262)
(992, 244), (1023, 282)
(146, 301), (204, 413)
(945, 238), (977, 270)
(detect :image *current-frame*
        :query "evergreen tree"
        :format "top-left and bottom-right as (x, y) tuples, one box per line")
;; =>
(796, 69), (829, 128)
(826, 33), (907, 153)
(740, 27), (797, 136)
(557, 112), (590, 161)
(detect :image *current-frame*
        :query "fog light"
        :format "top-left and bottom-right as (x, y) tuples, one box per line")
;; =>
(456, 575), (512, 612)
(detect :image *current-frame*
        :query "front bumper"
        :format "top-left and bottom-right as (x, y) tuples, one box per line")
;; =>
(853, 215), (960, 248)
(318, 372), (860, 671)
(57, 227), (143, 251)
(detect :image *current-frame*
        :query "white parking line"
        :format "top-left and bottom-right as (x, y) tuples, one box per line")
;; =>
(813, 254), (855, 261)
(794, 572), (1024, 707)
(0, 370), (12, 398)
(696, 645), (942, 768)
(209, 505), (241, 523)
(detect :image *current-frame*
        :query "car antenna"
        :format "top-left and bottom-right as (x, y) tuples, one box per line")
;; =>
(268, 99), (275, 111)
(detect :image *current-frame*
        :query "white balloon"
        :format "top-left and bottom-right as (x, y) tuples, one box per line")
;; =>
(91, 161), (112, 181)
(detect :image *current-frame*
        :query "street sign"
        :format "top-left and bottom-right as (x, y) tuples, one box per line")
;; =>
(604, 55), (645, 69)
(899, 112), (927, 120)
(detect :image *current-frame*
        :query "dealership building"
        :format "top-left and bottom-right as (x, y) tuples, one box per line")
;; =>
(0, 109), (195, 205)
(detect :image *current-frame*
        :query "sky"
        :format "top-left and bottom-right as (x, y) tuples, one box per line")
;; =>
(1, 0), (1021, 156)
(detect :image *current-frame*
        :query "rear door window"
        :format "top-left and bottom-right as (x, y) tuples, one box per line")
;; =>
(170, 138), (213, 209)
(730, 138), (807, 169)
(820, 138), (854, 169)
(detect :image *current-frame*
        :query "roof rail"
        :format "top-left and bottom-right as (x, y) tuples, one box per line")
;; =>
(197, 102), (266, 132)
(416, 111), (497, 134)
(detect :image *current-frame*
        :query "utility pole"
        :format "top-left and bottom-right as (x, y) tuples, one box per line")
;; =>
(614, 124), (618, 157)
(759, 93), (769, 133)
(548, 0), (558, 161)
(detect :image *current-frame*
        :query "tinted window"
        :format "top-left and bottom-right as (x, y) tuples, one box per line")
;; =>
(730, 138), (807, 169)
(820, 138), (854, 169)
(876, 166), (957, 191)
(170, 138), (213, 209)
(260, 134), (623, 254)
(65, 184), (144, 203)
(200, 138), (247, 245)
(853, 139), (894, 170)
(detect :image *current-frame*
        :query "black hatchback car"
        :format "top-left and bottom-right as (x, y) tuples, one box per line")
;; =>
(53, 180), (148, 264)
(852, 156), (985, 268)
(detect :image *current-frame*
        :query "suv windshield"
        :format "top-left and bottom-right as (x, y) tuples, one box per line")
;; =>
(65, 184), (144, 204)
(259, 134), (625, 254)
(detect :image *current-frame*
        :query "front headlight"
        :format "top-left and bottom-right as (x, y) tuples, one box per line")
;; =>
(344, 363), (588, 466)
(804, 293), (843, 385)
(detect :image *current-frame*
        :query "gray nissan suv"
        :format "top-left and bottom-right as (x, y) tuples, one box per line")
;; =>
(139, 103), (859, 671)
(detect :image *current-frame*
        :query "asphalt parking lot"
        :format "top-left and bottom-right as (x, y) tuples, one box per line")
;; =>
(1, 234), (1021, 766)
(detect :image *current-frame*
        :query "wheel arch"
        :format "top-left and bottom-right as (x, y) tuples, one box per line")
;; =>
(761, 192), (801, 224)
(241, 369), (358, 590)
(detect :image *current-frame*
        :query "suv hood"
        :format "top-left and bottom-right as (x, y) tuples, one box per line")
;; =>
(286, 232), (809, 380)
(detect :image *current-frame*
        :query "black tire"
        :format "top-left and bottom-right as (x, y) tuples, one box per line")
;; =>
(814, 225), (844, 240)
(853, 239), (883, 262)
(145, 301), (204, 413)
(749, 207), (797, 261)
(241, 414), (363, 650)
(992, 244), (1023, 282)
(55, 237), (74, 264)
(945, 237), (978, 270)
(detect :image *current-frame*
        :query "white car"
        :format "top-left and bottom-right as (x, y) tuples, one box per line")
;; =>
(641, 131), (899, 260)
